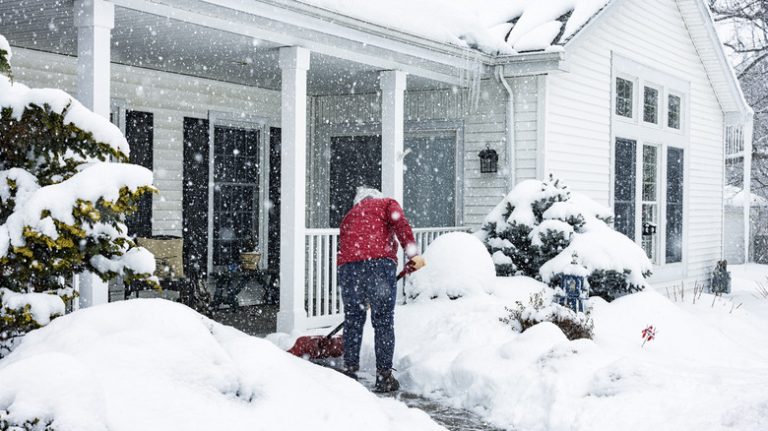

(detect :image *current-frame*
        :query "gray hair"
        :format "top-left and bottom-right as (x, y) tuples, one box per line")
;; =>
(354, 186), (384, 205)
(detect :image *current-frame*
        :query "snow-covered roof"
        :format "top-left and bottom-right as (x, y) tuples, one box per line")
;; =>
(724, 185), (768, 207)
(299, 0), (612, 54)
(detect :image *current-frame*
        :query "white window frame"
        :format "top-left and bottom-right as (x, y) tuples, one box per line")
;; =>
(614, 74), (638, 122)
(206, 110), (270, 274)
(610, 54), (690, 282)
(642, 84), (662, 127)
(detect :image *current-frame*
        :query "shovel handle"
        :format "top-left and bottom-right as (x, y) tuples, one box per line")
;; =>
(325, 263), (416, 339)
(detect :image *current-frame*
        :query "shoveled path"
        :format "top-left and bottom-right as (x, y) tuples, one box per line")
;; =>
(357, 373), (508, 431)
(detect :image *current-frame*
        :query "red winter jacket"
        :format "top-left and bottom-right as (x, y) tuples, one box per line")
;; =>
(337, 198), (418, 266)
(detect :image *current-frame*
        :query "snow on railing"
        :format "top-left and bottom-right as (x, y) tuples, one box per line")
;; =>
(303, 226), (470, 327)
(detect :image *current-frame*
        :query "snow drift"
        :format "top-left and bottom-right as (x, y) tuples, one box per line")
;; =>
(0, 300), (444, 431)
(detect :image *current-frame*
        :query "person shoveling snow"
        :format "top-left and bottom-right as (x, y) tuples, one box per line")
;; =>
(337, 187), (425, 392)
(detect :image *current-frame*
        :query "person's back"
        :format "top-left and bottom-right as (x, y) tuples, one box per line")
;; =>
(338, 197), (416, 266)
(336, 188), (425, 392)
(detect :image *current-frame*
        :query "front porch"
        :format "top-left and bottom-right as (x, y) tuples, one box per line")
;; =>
(1, 0), (487, 333)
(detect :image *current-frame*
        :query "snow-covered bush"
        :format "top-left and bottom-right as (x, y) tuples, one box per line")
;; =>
(479, 175), (651, 300)
(404, 232), (495, 301)
(0, 35), (156, 350)
(500, 290), (594, 340)
(0, 289), (67, 358)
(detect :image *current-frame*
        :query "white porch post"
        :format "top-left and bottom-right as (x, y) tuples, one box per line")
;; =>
(75, 0), (114, 308)
(380, 70), (407, 203)
(75, 0), (114, 118)
(277, 46), (310, 333)
(743, 114), (754, 262)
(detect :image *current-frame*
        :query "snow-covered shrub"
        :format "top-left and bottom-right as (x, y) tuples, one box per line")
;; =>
(0, 35), (156, 349)
(479, 175), (651, 300)
(500, 290), (594, 340)
(0, 289), (67, 358)
(404, 232), (495, 301)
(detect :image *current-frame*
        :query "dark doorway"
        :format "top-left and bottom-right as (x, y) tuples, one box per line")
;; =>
(268, 128), (281, 271)
(182, 118), (210, 279)
(329, 135), (381, 227)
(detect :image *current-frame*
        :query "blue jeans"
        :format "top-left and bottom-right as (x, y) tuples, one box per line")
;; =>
(338, 258), (397, 371)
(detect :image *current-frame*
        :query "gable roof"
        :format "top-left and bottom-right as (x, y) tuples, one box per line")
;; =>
(298, 0), (612, 54)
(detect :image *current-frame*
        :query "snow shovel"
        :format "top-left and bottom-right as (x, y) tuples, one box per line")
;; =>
(287, 263), (414, 360)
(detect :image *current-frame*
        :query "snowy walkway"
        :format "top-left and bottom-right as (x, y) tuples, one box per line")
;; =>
(356, 373), (507, 431)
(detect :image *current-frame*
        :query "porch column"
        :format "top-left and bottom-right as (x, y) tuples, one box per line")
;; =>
(277, 46), (310, 333)
(74, 0), (114, 308)
(743, 114), (754, 262)
(380, 70), (407, 203)
(74, 0), (114, 117)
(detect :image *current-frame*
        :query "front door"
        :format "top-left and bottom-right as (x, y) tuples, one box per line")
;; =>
(329, 136), (382, 227)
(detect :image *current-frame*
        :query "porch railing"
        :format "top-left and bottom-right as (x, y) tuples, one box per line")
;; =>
(303, 226), (471, 328)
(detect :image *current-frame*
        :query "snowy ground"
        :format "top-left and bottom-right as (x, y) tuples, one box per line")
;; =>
(274, 266), (768, 431)
(0, 299), (443, 431)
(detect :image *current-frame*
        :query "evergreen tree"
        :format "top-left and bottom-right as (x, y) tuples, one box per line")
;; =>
(0, 36), (157, 353)
(480, 175), (650, 300)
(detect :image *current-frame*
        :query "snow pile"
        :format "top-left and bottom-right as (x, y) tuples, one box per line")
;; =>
(404, 232), (496, 301)
(724, 184), (768, 207)
(300, 0), (611, 53)
(0, 299), (445, 431)
(0, 289), (64, 325)
(333, 272), (768, 431)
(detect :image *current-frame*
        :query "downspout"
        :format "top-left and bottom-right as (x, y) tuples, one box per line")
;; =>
(496, 65), (515, 191)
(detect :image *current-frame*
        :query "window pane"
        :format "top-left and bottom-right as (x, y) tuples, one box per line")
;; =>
(643, 87), (658, 124)
(616, 78), (633, 118)
(666, 147), (684, 263)
(668, 95), (681, 129)
(404, 135), (456, 227)
(213, 126), (260, 266)
(614, 138), (636, 239)
(641, 145), (659, 263)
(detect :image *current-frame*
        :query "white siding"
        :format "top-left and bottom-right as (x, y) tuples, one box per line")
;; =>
(10, 48), (281, 237)
(544, 0), (725, 285)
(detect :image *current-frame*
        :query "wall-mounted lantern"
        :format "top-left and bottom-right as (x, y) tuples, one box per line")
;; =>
(479, 144), (499, 173)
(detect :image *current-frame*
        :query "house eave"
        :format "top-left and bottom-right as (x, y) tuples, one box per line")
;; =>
(492, 51), (568, 76)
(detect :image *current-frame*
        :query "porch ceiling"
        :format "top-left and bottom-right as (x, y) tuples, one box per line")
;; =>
(0, 1), (456, 94)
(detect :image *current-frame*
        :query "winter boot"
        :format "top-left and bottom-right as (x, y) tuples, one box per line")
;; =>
(340, 364), (359, 380)
(374, 369), (400, 393)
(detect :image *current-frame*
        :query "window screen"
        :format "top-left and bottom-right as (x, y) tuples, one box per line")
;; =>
(404, 135), (456, 228)
(666, 147), (684, 263)
(616, 78), (634, 118)
(614, 138), (637, 239)
(643, 87), (658, 124)
(668, 95), (681, 129)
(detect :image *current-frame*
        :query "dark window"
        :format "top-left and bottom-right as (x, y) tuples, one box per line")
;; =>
(213, 126), (260, 266)
(668, 95), (681, 129)
(616, 77), (634, 118)
(125, 110), (153, 238)
(643, 87), (658, 124)
(666, 147), (684, 263)
(614, 138), (637, 239)
(404, 135), (456, 228)
(329, 135), (382, 227)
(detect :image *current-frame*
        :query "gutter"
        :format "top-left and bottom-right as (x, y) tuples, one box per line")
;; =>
(496, 65), (516, 191)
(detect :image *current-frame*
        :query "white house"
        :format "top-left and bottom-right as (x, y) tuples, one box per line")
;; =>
(0, 0), (752, 332)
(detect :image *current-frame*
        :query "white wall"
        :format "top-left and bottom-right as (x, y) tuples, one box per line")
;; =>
(10, 48), (281, 237)
(543, 0), (726, 286)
